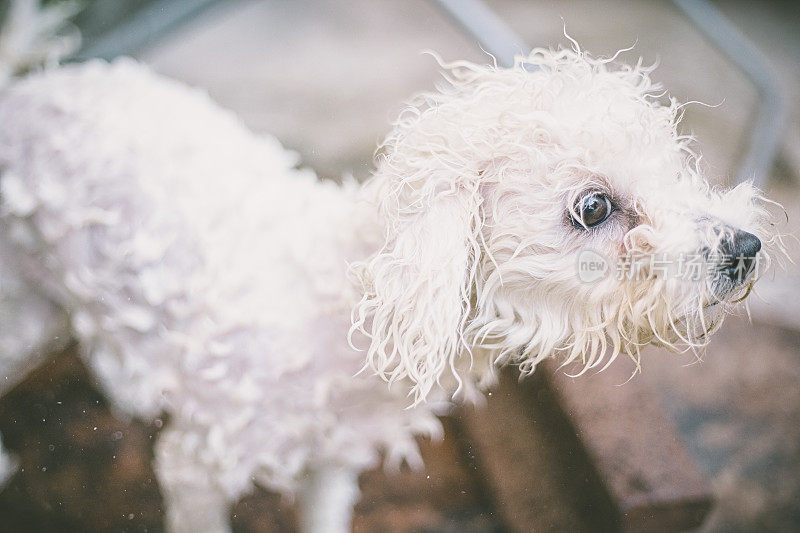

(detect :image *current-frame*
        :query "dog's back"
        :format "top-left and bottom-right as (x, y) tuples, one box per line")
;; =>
(0, 61), (441, 525)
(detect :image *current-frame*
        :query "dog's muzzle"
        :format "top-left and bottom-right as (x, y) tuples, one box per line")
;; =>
(718, 229), (761, 283)
(703, 228), (761, 305)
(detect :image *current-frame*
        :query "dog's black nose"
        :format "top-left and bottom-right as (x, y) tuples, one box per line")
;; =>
(720, 230), (761, 281)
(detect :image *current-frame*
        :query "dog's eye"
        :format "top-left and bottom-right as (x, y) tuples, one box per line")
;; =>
(573, 193), (612, 228)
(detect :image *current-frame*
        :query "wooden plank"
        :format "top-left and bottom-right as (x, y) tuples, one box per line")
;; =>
(543, 359), (713, 531)
(461, 362), (713, 532)
(352, 417), (502, 533)
(461, 370), (620, 532)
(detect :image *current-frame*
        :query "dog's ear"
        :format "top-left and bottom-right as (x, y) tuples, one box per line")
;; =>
(350, 162), (484, 404)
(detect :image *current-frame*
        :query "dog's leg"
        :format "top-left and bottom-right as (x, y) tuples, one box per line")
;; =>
(154, 425), (233, 533)
(297, 465), (360, 533)
(0, 435), (17, 489)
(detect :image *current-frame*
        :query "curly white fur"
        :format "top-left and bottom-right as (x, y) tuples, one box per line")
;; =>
(351, 49), (778, 404)
(0, 59), (443, 532)
(0, 48), (778, 532)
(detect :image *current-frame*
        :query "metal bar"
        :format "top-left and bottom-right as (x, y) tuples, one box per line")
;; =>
(671, 0), (786, 186)
(72, 0), (232, 62)
(431, 0), (529, 68)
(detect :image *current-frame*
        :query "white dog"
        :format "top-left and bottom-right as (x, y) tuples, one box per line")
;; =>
(0, 48), (774, 532)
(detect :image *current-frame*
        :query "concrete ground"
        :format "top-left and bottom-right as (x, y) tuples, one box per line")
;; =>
(134, 0), (800, 530)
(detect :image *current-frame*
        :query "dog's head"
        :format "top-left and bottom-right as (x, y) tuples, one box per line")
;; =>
(350, 48), (781, 403)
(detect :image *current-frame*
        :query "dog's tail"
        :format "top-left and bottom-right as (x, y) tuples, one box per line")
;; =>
(0, 0), (81, 88)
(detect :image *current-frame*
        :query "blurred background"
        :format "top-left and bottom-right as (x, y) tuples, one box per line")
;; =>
(0, 0), (797, 531)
